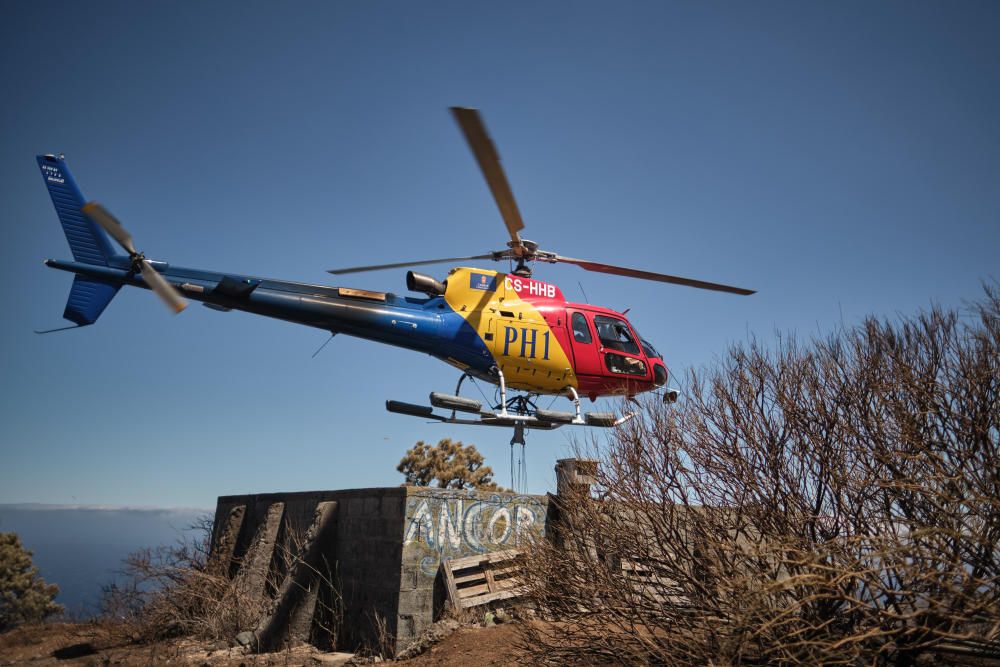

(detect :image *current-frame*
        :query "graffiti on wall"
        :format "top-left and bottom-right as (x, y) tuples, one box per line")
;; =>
(403, 491), (546, 576)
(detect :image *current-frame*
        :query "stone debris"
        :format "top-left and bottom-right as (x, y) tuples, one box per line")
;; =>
(234, 631), (255, 648)
(392, 618), (462, 661)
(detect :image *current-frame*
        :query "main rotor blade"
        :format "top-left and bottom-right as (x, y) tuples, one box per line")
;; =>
(82, 202), (137, 255)
(140, 260), (188, 313)
(328, 253), (497, 275)
(450, 107), (526, 247)
(557, 256), (756, 295)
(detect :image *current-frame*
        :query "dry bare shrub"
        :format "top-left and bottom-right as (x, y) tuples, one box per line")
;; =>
(522, 286), (1000, 665)
(101, 516), (341, 648)
(100, 516), (257, 641)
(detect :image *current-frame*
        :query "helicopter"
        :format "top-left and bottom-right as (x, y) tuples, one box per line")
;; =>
(37, 108), (754, 443)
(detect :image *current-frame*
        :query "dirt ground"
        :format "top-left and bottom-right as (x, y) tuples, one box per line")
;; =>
(398, 624), (525, 666)
(0, 622), (355, 666)
(0, 621), (526, 666)
(8, 621), (1000, 666)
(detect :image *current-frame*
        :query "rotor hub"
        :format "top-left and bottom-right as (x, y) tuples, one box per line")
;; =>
(509, 238), (539, 255)
(508, 239), (537, 277)
(129, 251), (146, 273)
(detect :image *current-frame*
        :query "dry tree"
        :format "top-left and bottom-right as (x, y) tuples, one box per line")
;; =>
(521, 286), (1000, 665)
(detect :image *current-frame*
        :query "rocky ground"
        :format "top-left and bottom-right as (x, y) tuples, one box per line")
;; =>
(1, 622), (351, 666)
(0, 620), (526, 666)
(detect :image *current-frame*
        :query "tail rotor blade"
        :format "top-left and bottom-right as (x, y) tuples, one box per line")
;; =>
(140, 260), (188, 313)
(81, 202), (137, 255)
(450, 107), (526, 247)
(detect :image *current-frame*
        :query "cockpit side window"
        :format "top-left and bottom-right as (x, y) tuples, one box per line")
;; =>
(593, 315), (640, 356)
(571, 312), (593, 344)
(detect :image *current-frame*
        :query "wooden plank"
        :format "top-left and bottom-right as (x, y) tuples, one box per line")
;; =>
(453, 567), (521, 584)
(457, 581), (491, 597)
(490, 567), (521, 580)
(455, 576), (524, 600)
(464, 587), (528, 606)
(617, 557), (692, 607)
(442, 558), (461, 609)
(454, 570), (523, 588)
(453, 571), (489, 585)
(447, 548), (522, 570)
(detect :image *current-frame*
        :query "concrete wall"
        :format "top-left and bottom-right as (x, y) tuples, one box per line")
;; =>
(211, 486), (548, 654)
(213, 488), (407, 652)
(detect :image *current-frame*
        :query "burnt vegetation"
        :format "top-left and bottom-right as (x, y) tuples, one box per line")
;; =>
(100, 516), (342, 650)
(521, 286), (1000, 665)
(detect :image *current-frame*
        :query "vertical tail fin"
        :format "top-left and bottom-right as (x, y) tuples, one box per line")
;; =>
(37, 154), (123, 328)
(36, 154), (117, 266)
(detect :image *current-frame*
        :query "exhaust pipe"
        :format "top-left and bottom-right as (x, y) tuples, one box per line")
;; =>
(407, 271), (446, 297)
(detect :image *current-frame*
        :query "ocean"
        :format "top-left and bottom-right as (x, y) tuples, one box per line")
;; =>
(0, 504), (210, 617)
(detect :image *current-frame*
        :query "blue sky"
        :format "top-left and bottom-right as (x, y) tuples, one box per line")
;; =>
(1, 1), (997, 508)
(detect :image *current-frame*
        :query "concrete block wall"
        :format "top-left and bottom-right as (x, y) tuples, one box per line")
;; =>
(211, 486), (548, 654)
(333, 489), (407, 650)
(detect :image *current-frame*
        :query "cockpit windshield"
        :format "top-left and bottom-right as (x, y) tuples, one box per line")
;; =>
(631, 326), (661, 359)
(594, 315), (641, 356)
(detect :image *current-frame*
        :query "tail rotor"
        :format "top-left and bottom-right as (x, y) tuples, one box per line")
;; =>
(81, 202), (188, 314)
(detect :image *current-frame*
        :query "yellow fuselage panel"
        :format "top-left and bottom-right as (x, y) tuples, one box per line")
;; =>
(444, 268), (578, 393)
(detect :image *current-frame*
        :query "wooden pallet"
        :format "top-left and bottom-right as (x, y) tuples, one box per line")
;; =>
(620, 558), (688, 606)
(441, 549), (527, 609)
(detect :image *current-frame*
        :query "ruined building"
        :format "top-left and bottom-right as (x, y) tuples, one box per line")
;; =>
(209, 467), (587, 654)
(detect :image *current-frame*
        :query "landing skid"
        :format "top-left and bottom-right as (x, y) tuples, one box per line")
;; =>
(385, 369), (635, 430)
